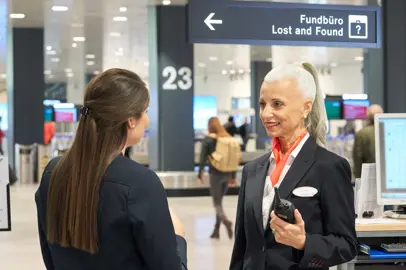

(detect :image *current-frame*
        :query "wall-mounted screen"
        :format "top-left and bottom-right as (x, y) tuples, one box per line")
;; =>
(324, 99), (342, 120)
(343, 99), (370, 120)
(44, 106), (54, 122)
(193, 95), (217, 130)
(0, 103), (7, 130)
(54, 108), (78, 122)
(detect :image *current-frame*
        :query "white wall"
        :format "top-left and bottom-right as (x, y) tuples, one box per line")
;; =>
(194, 73), (251, 123)
(319, 63), (364, 96)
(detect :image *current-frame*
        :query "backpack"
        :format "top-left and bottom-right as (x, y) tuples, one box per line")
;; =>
(208, 134), (242, 172)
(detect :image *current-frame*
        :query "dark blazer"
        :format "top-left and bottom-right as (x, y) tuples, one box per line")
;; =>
(35, 154), (187, 270)
(230, 136), (358, 270)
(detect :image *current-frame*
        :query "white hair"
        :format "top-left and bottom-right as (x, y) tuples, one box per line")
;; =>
(264, 62), (327, 147)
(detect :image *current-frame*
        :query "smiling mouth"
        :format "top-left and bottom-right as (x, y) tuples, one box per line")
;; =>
(265, 122), (280, 128)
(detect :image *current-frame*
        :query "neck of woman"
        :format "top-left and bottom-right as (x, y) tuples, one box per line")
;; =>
(279, 127), (307, 154)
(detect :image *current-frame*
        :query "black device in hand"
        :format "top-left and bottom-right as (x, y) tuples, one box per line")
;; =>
(274, 187), (296, 224)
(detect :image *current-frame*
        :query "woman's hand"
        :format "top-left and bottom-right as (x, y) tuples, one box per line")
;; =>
(270, 209), (306, 250)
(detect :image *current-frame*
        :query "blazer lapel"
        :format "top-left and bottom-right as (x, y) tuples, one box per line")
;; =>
(252, 153), (271, 234)
(278, 136), (317, 200)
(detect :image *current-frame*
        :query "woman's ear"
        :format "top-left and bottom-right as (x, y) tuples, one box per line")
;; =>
(127, 117), (137, 129)
(303, 100), (313, 118)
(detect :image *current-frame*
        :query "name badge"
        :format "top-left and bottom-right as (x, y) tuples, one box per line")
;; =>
(293, 186), (318, 197)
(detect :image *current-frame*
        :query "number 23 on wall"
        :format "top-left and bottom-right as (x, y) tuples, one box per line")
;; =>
(162, 66), (193, 91)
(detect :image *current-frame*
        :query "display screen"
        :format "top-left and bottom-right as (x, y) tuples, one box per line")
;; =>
(0, 103), (7, 130)
(343, 99), (370, 119)
(44, 107), (54, 122)
(324, 99), (342, 120)
(54, 108), (77, 122)
(377, 118), (406, 199)
(193, 96), (217, 130)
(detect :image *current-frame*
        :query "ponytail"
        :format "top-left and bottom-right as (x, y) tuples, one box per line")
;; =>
(301, 62), (328, 147)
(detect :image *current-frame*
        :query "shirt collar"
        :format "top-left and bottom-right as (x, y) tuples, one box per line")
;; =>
(270, 133), (310, 160)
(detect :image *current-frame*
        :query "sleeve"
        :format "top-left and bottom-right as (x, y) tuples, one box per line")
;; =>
(352, 132), (364, 178)
(229, 165), (247, 270)
(298, 158), (358, 268)
(198, 139), (209, 178)
(128, 171), (187, 270)
(35, 190), (55, 270)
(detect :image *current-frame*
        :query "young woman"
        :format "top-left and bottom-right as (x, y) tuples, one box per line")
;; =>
(198, 117), (236, 239)
(35, 68), (187, 270)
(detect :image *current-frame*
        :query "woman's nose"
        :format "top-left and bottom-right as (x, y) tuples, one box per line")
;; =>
(262, 105), (274, 117)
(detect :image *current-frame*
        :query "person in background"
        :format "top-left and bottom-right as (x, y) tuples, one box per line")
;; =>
(224, 116), (238, 137)
(239, 117), (250, 151)
(230, 62), (357, 270)
(198, 117), (238, 240)
(352, 104), (383, 179)
(35, 69), (187, 270)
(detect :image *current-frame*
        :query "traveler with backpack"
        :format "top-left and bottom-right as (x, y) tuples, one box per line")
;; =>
(198, 117), (242, 239)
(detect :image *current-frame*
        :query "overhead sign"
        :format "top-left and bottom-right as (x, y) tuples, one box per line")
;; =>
(188, 0), (381, 48)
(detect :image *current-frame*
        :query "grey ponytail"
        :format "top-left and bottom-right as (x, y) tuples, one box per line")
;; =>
(301, 62), (327, 147)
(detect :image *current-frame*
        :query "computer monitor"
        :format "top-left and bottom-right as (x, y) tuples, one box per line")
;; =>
(375, 114), (406, 213)
(343, 99), (370, 120)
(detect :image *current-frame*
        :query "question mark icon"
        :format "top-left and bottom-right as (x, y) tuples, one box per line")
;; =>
(356, 25), (361, 34)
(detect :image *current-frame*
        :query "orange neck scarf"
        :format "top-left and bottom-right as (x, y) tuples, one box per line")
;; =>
(270, 131), (308, 187)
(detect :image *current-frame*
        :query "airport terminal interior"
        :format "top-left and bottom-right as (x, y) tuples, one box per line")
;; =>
(1, 0), (406, 269)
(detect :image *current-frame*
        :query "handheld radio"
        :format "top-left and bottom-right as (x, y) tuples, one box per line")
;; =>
(274, 186), (296, 224)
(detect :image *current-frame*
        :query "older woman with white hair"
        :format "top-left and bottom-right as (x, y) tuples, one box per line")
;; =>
(230, 62), (357, 270)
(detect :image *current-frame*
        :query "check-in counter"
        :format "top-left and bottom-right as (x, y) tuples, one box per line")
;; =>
(337, 218), (406, 270)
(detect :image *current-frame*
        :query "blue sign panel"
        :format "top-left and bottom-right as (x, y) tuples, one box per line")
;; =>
(188, 0), (381, 48)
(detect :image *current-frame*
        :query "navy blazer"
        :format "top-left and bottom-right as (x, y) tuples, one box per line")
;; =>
(230, 136), (358, 270)
(35, 154), (187, 270)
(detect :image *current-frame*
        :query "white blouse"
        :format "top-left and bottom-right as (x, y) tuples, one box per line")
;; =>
(262, 133), (310, 229)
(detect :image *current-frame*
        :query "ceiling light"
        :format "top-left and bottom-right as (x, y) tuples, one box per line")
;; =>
(226, 60), (233, 65)
(73, 37), (85, 42)
(51, 57), (60, 62)
(67, 73), (74, 78)
(109, 32), (121, 37)
(266, 57), (272, 62)
(230, 69), (236, 75)
(86, 54), (95, 59)
(238, 69), (244, 74)
(46, 46), (52, 51)
(209, 56), (217, 61)
(10, 13), (25, 19)
(64, 68), (72, 73)
(118, 48), (123, 52)
(113, 16), (127, 22)
(330, 62), (338, 67)
(72, 43), (77, 48)
(144, 61), (149, 67)
(51, 5), (68, 11)
(44, 70), (51, 75)
(222, 70), (228, 75)
(119, 6), (127, 12)
(93, 71), (100, 75)
(46, 50), (56, 55)
(198, 62), (206, 68)
(162, 0), (171, 5)
(48, 74), (54, 79)
(0, 73), (6, 79)
(87, 61), (95, 66)
(355, 56), (364, 61)
(115, 51), (124, 56)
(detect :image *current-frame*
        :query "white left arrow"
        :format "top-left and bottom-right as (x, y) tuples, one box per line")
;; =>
(204, 13), (223, 31)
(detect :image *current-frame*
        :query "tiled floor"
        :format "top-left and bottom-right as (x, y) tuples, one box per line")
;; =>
(0, 185), (238, 270)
